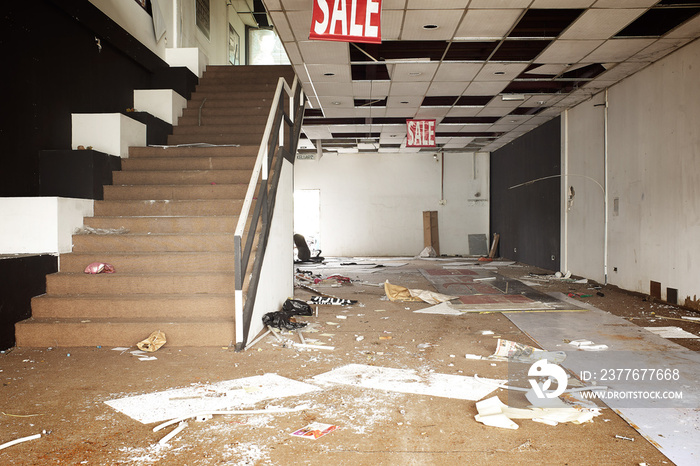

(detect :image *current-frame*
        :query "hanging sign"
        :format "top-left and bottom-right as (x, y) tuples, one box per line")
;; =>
(310, 0), (382, 44)
(406, 119), (436, 147)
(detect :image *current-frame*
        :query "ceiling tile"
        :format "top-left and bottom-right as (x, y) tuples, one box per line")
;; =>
(437, 123), (464, 132)
(594, 61), (650, 81)
(382, 11), (405, 41)
(483, 97), (523, 109)
(388, 62), (440, 81)
(629, 38), (692, 62)
(285, 11), (312, 42)
(278, 0), (309, 10)
(305, 64), (352, 82)
(536, 40), (605, 63)
(433, 63), (482, 81)
(524, 64), (569, 75)
(463, 81), (509, 95)
(469, 0), (532, 7)
(298, 41), (350, 65)
(592, 0), (658, 7)
(302, 126), (333, 140)
(389, 82), (431, 96)
(313, 82), (355, 97)
(427, 82), (469, 96)
(282, 42), (303, 65)
(385, 107), (420, 117)
(355, 107), (387, 118)
(401, 10), (463, 40)
(269, 12), (294, 42)
(352, 81), (391, 98)
(387, 95), (423, 107)
(530, 0), (595, 7)
(406, 0), (469, 8)
(454, 9), (523, 39)
(582, 38), (656, 62)
(477, 107), (514, 117)
(414, 107), (451, 118)
(264, 0), (282, 10)
(474, 63), (529, 81)
(319, 96), (355, 108)
(446, 107), (483, 117)
(384, 0), (407, 9)
(560, 9), (646, 40)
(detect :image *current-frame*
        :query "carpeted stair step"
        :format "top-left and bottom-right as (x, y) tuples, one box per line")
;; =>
(71, 233), (235, 253)
(177, 114), (270, 127)
(103, 184), (249, 200)
(14, 317), (236, 347)
(167, 133), (265, 146)
(82, 216), (238, 234)
(172, 124), (265, 136)
(45, 272), (235, 295)
(93, 199), (244, 216)
(112, 170), (253, 185)
(121, 156), (256, 171)
(59, 251), (236, 274)
(128, 145), (259, 158)
(30, 294), (235, 319)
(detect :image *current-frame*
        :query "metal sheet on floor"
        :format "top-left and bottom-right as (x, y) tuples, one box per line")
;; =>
(505, 293), (700, 466)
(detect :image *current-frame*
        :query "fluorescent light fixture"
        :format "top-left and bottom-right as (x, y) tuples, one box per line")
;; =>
(501, 94), (526, 101)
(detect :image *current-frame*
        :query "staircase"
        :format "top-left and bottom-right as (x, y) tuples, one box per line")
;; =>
(15, 65), (297, 347)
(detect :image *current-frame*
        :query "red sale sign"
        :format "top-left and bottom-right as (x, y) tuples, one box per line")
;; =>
(310, 0), (382, 44)
(406, 119), (436, 147)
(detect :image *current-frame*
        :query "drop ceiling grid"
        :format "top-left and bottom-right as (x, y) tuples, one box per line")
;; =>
(276, 0), (700, 152)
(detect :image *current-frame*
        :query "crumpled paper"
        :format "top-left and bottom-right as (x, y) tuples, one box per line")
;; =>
(384, 281), (458, 305)
(84, 262), (115, 274)
(137, 330), (166, 352)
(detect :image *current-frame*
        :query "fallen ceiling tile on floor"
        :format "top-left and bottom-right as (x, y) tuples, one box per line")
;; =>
(311, 363), (504, 401)
(105, 373), (321, 424)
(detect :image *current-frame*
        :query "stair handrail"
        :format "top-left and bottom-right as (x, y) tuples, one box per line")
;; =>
(233, 74), (304, 349)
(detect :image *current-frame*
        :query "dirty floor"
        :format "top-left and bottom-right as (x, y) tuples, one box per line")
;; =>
(1, 258), (698, 465)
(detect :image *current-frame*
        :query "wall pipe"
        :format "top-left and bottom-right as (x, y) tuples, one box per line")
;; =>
(603, 90), (609, 285)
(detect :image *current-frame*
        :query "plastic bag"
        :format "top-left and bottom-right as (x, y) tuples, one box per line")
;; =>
(84, 262), (115, 274)
(262, 299), (313, 330)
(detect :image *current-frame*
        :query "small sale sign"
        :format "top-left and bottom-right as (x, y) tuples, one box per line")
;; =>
(309, 0), (382, 44)
(406, 119), (436, 147)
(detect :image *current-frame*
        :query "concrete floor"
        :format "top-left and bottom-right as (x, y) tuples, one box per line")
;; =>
(1, 258), (697, 465)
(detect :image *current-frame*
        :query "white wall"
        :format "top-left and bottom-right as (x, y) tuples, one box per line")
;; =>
(248, 158), (294, 344)
(91, 0), (240, 67)
(0, 198), (93, 254)
(89, 0), (166, 57)
(294, 151), (489, 257)
(565, 38), (700, 306)
(562, 95), (607, 283)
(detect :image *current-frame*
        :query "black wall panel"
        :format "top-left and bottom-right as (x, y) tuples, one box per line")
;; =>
(490, 117), (561, 270)
(0, 255), (58, 350)
(0, 0), (196, 197)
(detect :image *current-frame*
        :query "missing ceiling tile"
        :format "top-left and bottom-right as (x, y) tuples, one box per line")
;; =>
(616, 7), (700, 37)
(508, 9), (584, 38)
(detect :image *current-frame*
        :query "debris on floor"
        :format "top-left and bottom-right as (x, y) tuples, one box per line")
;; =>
(104, 374), (322, 424)
(262, 299), (313, 330)
(137, 330), (166, 352)
(384, 280), (458, 304)
(312, 363), (504, 401)
(643, 326), (699, 339)
(489, 339), (566, 364)
(309, 296), (356, 306)
(413, 301), (463, 315)
(474, 395), (601, 430)
(568, 339), (609, 351)
(0, 433), (42, 451)
(290, 422), (338, 440)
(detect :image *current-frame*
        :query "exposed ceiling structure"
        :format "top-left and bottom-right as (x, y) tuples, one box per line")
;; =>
(262, 0), (700, 154)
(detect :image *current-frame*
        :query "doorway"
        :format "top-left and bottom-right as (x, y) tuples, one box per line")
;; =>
(294, 189), (321, 257)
